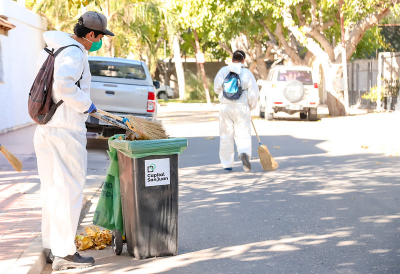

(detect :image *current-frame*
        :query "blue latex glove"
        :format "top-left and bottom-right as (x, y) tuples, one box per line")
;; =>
(87, 103), (97, 113)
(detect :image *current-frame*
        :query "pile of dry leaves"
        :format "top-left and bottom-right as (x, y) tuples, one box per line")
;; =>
(75, 225), (112, 251)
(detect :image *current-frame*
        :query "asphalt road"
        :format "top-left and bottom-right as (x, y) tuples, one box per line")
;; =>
(42, 106), (400, 274)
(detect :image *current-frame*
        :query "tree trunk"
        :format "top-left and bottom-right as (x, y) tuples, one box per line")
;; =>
(103, 0), (114, 57)
(255, 40), (268, 80)
(173, 35), (186, 100)
(193, 29), (211, 104)
(323, 63), (348, 116)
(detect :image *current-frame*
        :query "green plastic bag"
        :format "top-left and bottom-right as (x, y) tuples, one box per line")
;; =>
(93, 136), (124, 235)
(109, 136), (188, 159)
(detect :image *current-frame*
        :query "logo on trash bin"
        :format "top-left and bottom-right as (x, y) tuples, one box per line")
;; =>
(145, 158), (170, 187)
(147, 164), (156, 173)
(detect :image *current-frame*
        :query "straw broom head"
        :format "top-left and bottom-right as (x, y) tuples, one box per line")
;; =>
(258, 144), (279, 171)
(0, 145), (22, 172)
(126, 115), (169, 140)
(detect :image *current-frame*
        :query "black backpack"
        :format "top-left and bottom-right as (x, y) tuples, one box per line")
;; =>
(28, 45), (83, 124)
(222, 72), (243, 100)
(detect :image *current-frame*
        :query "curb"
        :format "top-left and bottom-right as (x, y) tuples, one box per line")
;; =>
(5, 196), (91, 274)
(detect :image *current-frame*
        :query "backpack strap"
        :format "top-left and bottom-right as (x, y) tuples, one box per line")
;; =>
(53, 44), (84, 87)
(53, 44), (82, 57)
(50, 44), (85, 108)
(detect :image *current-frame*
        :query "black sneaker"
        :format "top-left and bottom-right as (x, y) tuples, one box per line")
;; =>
(240, 153), (251, 172)
(52, 252), (95, 271)
(223, 167), (233, 173)
(46, 250), (54, 264)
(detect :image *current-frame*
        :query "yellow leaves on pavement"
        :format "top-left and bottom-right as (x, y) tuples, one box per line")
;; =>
(75, 226), (112, 251)
(361, 145), (369, 149)
(205, 137), (215, 140)
(75, 235), (93, 251)
(274, 146), (281, 149)
(375, 162), (381, 165)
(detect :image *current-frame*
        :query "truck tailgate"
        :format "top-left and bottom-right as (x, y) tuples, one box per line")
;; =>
(90, 82), (148, 114)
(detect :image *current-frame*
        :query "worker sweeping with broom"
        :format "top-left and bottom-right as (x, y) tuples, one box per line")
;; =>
(214, 50), (259, 172)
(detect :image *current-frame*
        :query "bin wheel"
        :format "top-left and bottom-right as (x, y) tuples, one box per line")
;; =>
(112, 230), (123, 255)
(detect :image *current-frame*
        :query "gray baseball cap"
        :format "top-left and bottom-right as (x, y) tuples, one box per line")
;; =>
(81, 11), (114, 36)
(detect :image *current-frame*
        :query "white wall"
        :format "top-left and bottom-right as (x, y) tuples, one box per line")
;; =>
(0, 0), (47, 133)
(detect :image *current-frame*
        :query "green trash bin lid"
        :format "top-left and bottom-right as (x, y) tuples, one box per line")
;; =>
(109, 135), (188, 159)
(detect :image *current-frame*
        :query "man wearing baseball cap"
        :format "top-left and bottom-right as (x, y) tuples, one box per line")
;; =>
(34, 11), (113, 271)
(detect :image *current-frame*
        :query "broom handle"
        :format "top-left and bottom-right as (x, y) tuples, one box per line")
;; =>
(97, 109), (124, 122)
(96, 109), (138, 133)
(251, 119), (262, 145)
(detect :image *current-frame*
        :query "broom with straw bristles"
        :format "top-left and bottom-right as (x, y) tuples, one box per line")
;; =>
(0, 144), (22, 172)
(97, 109), (169, 140)
(251, 120), (278, 171)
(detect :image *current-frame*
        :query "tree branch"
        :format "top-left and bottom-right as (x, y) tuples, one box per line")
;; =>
(310, 0), (318, 28)
(275, 23), (305, 65)
(218, 42), (233, 56)
(296, 4), (306, 26)
(320, 20), (335, 31)
(281, 9), (331, 65)
(345, 7), (390, 61)
(260, 20), (277, 45)
(306, 27), (335, 61)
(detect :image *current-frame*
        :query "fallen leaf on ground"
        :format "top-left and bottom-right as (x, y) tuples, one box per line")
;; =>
(209, 118), (216, 121)
(361, 146), (369, 149)
(85, 225), (100, 237)
(375, 162), (381, 165)
(205, 137), (215, 140)
(274, 146), (281, 149)
(303, 141), (308, 143)
(75, 235), (93, 251)
(75, 226), (112, 251)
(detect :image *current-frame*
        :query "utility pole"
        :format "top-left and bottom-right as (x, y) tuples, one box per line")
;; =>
(164, 40), (167, 85)
(340, 0), (349, 114)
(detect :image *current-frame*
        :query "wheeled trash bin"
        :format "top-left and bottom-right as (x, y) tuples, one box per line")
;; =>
(109, 137), (187, 259)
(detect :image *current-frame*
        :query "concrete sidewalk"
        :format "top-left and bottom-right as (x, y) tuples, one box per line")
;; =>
(0, 125), (109, 274)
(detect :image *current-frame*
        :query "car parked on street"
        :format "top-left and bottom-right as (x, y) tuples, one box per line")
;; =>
(258, 66), (319, 121)
(86, 57), (160, 137)
(156, 85), (175, 100)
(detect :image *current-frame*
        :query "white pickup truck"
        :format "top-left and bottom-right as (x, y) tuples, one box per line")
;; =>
(86, 57), (160, 137)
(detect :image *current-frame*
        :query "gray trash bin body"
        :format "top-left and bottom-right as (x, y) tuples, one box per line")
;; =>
(117, 152), (179, 259)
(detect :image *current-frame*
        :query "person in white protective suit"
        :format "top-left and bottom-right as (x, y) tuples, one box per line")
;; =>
(214, 50), (259, 172)
(34, 11), (114, 271)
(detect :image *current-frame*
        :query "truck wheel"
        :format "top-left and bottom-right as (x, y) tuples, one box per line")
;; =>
(300, 113), (307, 119)
(112, 229), (123, 255)
(259, 104), (265, 118)
(308, 109), (318, 121)
(266, 112), (274, 121)
(158, 92), (169, 101)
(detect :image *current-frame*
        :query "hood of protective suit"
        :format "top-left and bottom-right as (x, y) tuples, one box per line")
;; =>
(214, 63), (259, 111)
(43, 31), (85, 51)
(227, 63), (243, 75)
(37, 31), (92, 132)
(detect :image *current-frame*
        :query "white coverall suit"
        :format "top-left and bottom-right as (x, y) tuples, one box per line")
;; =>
(214, 63), (259, 168)
(34, 31), (93, 257)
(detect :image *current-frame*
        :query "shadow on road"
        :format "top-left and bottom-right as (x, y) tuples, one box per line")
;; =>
(179, 135), (327, 169)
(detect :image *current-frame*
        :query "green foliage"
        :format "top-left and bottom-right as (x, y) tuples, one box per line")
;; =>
(362, 80), (399, 102)
(184, 71), (216, 100)
(362, 85), (386, 102)
(353, 27), (389, 59)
